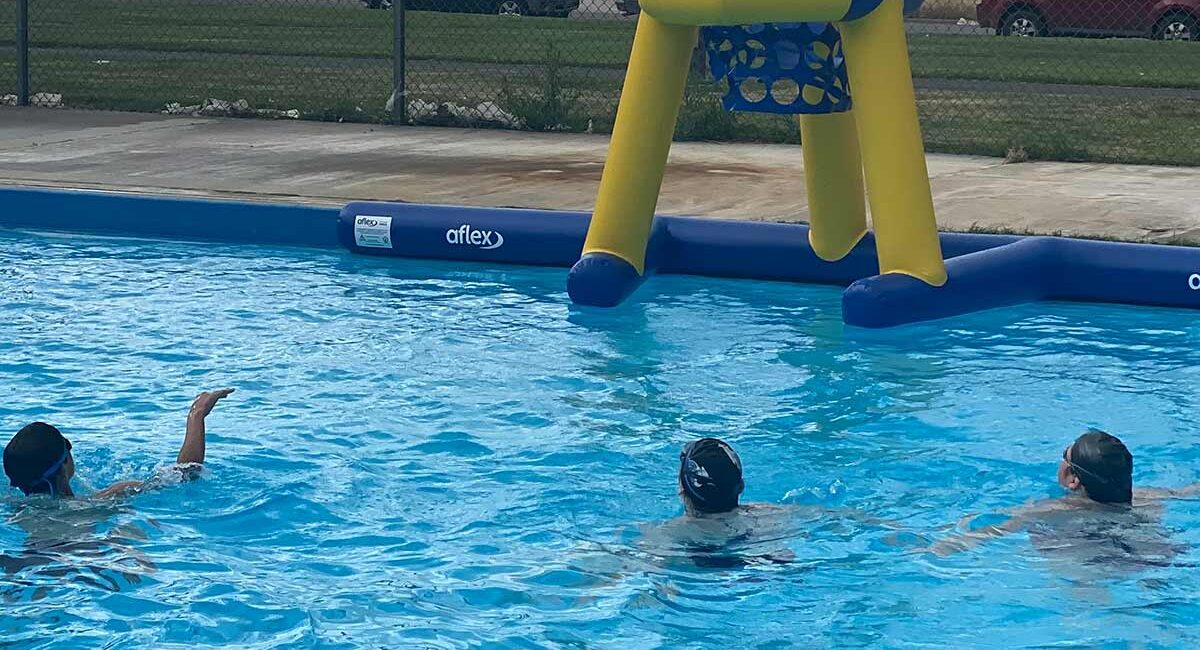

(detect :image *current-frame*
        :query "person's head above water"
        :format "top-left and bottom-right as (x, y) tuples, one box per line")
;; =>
(4, 422), (76, 498)
(679, 438), (745, 515)
(1058, 429), (1133, 505)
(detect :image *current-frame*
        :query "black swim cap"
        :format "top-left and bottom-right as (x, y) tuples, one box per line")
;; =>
(679, 438), (744, 513)
(4, 423), (71, 496)
(1068, 430), (1133, 505)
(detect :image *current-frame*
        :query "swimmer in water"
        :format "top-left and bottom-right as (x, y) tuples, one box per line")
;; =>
(933, 429), (1200, 557)
(573, 438), (892, 587)
(678, 437), (747, 517)
(647, 438), (800, 567)
(3, 388), (234, 500)
(1057, 429), (1134, 505)
(648, 438), (896, 567)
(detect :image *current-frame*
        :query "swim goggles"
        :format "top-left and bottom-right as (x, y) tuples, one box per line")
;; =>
(25, 439), (71, 497)
(1063, 443), (1110, 485)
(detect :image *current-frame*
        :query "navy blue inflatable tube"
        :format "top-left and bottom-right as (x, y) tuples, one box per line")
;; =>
(339, 202), (591, 267)
(0, 187), (340, 248)
(1050, 238), (1200, 308)
(336, 202), (1200, 327)
(843, 237), (1200, 327)
(340, 201), (1015, 283)
(843, 237), (1059, 328)
(567, 218), (672, 307)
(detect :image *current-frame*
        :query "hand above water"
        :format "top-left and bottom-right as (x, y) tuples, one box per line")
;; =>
(189, 388), (235, 419)
(179, 388), (235, 466)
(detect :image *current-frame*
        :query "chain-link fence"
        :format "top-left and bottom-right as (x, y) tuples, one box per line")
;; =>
(2, 0), (1198, 165)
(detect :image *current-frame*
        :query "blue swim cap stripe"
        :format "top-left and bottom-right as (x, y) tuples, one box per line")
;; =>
(29, 448), (69, 496)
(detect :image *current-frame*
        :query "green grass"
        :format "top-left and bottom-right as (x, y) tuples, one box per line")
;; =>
(3, 0), (1200, 87)
(908, 33), (1200, 89)
(670, 88), (1200, 166)
(916, 89), (1200, 166)
(1, 49), (390, 115)
(4, 44), (1193, 166)
(0, 0), (1197, 165)
(0, 0), (633, 66)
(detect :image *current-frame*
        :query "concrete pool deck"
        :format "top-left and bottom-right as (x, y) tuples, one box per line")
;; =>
(2, 107), (1198, 246)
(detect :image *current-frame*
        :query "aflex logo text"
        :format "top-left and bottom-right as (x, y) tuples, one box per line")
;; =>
(446, 224), (504, 250)
(1190, 273), (1200, 291)
(357, 217), (382, 227)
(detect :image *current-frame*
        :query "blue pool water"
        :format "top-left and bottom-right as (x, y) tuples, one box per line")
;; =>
(2, 228), (1200, 649)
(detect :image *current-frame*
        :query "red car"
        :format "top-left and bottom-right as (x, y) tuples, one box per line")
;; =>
(977, 0), (1198, 40)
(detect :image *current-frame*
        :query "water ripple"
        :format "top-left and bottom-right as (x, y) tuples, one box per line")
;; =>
(3, 230), (1200, 648)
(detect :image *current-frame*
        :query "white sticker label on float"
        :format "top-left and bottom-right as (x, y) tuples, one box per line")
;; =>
(445, 224), (504, 250)
(1189, 273), (1200, 291)
(354, 215), (393, 249)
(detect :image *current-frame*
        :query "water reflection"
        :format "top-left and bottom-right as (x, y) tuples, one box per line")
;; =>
(2, 498), (156, 601)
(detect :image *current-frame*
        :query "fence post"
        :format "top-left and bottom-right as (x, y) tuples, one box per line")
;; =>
(16, 0), (30, 105)
(391, 0), (406, 124)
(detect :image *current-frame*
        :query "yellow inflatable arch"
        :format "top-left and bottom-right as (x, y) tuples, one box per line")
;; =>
(577, 0), (948, 294)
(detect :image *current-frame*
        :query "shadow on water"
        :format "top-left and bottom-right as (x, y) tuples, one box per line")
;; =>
(563, 302), (685, 438)
(1, 497), (157, 602)
(1027, 503), (1194, 578)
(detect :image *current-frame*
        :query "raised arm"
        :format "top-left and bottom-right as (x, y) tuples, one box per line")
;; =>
(177, 388), (235, 466)
(93, 389), (234, 500)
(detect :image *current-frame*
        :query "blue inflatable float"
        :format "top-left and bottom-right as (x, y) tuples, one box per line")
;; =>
(338, 202), (1200, 328)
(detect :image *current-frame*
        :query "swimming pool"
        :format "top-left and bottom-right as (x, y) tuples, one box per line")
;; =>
(3, 228), (1199, 649)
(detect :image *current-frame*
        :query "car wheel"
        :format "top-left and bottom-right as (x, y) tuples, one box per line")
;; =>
(999, 8), (1046, 37)
(496, 0), (527, 16)
(1155, 12), (1197, 41)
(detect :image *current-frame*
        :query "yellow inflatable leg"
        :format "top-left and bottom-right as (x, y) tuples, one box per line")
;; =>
(839, 0), (947, 286)
(583, 14), (697, 274)
(798, 112), (867, 262)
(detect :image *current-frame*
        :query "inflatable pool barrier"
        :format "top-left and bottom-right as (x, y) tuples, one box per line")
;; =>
(2, 187), (1196, 329)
